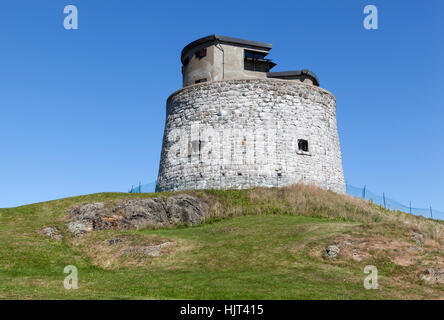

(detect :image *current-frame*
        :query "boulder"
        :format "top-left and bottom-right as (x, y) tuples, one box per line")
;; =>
(324, 245), (340, 259)
(166, 194), (208, 226)
(421, 267), (444, 284)
(115, 198), (169, 228)
(108, 237), (123, 245)
(67, 221), (92, 237)
(41, 226), (62, 240)
(411, 230), (427, 247)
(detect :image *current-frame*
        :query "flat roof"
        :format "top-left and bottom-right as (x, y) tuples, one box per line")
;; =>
(267, 70), (319, 86)
(181, 34), (273, 62)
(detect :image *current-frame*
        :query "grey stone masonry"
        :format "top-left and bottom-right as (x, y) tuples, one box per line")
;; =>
(156, 79), (345, 193)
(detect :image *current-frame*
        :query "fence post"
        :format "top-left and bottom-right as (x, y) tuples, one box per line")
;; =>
(363, 185), (366, 199)
(430, 206), (433, 219)
(409, 201), (412, 214)
(139, 181), (141, 193)
(383, 192), (386, 209)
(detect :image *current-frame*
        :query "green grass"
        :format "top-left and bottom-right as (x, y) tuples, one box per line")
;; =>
(0, 186), (443, 299)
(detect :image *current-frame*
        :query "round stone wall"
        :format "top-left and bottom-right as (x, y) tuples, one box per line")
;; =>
(156, 79), (346, 193)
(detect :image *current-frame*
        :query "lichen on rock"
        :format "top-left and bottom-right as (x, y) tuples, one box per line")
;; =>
(41, 226), (63, 240)
(323, 245), (340, 259)
(67, 194), (208, 237)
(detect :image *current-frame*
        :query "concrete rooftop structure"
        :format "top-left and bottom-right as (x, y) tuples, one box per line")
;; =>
(180, 34), (319, 87)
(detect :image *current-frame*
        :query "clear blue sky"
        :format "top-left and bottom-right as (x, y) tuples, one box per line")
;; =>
(1, 0), (442, 209)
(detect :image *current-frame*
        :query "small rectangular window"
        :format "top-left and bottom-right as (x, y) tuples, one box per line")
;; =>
(195, 78), (207, 84)
(244, 49), (273, 72)
(298, 139), (309, 152)
(244, 50), (267, 60)
(195, 48), (207, 59)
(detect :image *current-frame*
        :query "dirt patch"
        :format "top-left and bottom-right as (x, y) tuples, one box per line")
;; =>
(122, 242), (174, 257)
(73, 233), (190, 269)
(325, 235), (424, 266)
(304, 231), (444, 268)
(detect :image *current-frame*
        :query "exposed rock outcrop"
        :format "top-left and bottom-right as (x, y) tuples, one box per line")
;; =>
(108, 237), (122, 245)
(421, 267), (444, 284)
(411, 229), (427, 247)
(41, 226), (62, 240)
(67, 194), (208, 237)
(323, 245), (340, 259)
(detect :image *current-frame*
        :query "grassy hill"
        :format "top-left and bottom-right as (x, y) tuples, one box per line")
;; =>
(0, 185), (443, 299)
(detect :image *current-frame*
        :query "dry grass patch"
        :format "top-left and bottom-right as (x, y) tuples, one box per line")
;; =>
(72, 232), (189, 270)
(304, 230), (440, 267)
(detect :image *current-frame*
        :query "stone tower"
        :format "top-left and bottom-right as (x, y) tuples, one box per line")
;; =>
(156, 35), (345, 193)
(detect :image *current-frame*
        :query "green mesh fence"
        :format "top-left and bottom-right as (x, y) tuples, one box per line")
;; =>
(346, 183), (443, 220)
